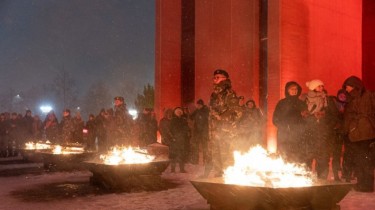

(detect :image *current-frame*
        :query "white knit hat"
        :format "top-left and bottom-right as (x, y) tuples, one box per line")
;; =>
(306, 79), (324, 91)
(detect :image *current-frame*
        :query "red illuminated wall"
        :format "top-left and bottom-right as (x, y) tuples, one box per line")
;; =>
(156, 0), (364, 150)
(155, 0), (182, 118)
(267, 0), (362, 150)
(194, 0), (260, 103)
(363, 0), (375, 91)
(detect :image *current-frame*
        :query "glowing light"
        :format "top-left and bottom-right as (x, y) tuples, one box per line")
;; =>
(53, 145), (62, 154)
(51, 145), (84, 154)
(25, 141), (52, 150)
(128, 109), (138, 120)
(40, 105), (53, 113)
(99, 146), (155, 165)
(223, 145), (314, 188)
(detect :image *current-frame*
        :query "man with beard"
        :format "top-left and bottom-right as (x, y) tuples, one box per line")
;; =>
(202, 69), (242, 177)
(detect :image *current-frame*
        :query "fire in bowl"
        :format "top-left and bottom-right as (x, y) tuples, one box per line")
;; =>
(84, 146), (170, 190)
(40, 144), (96, 171)
(191, 145), (353, 210)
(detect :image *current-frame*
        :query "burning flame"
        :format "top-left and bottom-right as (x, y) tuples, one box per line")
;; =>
(52, 145), (84, 154)
(99, 146), (155, 165)
(25, 141), (52, 150)
(224, 145), (314, 188)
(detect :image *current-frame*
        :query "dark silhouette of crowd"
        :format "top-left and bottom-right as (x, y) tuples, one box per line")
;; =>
(0, 96), (155, 157)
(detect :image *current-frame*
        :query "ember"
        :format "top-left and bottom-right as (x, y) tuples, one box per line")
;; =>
(223, 145), (313, 188)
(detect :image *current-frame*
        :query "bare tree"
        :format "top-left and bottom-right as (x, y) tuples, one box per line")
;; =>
(134, 83), (154, 112)
(50, 70), (78, 111)
(82, 80), (112, 118)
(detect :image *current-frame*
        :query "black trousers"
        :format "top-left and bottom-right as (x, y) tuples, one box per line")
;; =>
(352, 139), (375, 192)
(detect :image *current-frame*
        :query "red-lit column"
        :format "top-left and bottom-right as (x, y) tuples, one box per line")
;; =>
(363, 0), (375, 91)
(267, 0), (362, 152)
(155, 0), (182, 119)
(194, 0), (260, 103)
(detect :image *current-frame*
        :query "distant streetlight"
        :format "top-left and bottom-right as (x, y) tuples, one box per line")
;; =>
(128, 109), (138, 120)
(13, 94), (23, 102)
(40, 105), (53, 113)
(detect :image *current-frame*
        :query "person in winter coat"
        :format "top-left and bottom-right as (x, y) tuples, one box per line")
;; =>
(342, 76), (375, 192)
(273, 81), (307, 163)
(32, 115), (43, 139)
(43, 111), (59, 143)
(137, 108), (158, 147)
(238, 99), (264, 150)
(336, 89), (355, 182)
(86, 114), (97, 151)
(72, 112), (84, 143)
(169, 107), (190, 173)
(113, 96), (134, 146)
(0, 113), (9, 157)
(159, 108), (174, 146)
(304, 79), (340, 180)
(190, 99), (210, 165)
(203, 69), (243, 177)
(60, 109), (75, 144)
(95, 109), (109, 152)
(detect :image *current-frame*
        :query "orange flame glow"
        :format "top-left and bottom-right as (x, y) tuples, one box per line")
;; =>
(224, 145), (314, 188)
(99, 146), (155, 165)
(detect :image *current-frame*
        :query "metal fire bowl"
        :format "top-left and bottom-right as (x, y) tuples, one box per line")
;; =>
(84, 160), (170, 176)
(191, 177), (353, 210)
(84, 160), (170, 190)
(19, 149), (50, 162)
(40, 151), (96, 171)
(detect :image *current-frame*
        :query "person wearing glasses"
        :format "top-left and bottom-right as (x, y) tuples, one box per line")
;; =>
(202, 69), (243, 177)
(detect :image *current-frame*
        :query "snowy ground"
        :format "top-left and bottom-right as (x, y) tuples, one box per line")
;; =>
(0, 158), (374, 210)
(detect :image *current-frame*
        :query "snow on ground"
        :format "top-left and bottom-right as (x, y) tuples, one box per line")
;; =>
(0, 162), (209, 210)
(0, 159), (375, 210)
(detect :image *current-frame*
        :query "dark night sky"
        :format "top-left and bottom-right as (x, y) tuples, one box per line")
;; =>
(0, 0), (155, 105)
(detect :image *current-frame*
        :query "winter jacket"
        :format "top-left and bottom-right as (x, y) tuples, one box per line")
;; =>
(343, 76), (375, 142)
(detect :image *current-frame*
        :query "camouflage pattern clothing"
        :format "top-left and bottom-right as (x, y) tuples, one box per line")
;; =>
(208, 79), (243, 176)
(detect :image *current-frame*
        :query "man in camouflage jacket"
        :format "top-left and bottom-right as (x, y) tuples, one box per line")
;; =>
(203, 69), (243, 177)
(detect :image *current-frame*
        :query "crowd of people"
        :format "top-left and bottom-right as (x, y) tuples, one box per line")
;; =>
(0, 96), (154, 156)
(273, 76), (375, 192)
(0, 69), (373, 193)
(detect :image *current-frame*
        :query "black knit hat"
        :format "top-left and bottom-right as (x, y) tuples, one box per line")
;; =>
(213, 69), (229, 78)
(196, 99), (204, 105)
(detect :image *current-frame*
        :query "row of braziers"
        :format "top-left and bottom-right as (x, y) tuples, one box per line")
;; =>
(22, 142), (353, 210)
(21, 141), (170, 191)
